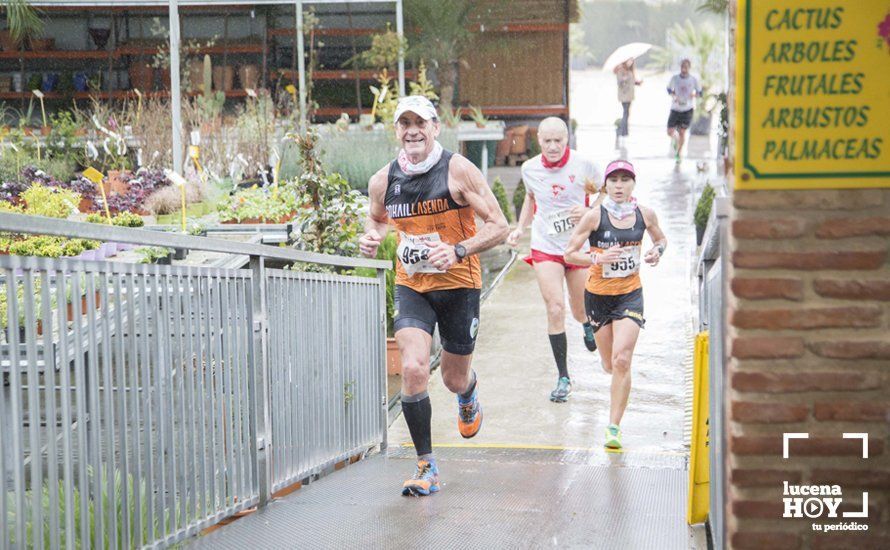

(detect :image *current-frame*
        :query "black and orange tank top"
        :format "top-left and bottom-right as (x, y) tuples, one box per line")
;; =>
(586, 205), (647, 296)
(385, 150), (481, 292)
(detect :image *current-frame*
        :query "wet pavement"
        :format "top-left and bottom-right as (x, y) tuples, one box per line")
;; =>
(389, 69), (709, 456)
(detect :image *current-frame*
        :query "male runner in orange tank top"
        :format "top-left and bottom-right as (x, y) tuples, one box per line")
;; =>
(565, 160), (667, 450)
(359, 96), (509, 496)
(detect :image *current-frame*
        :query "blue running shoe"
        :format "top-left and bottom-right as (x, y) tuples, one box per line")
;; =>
(402, 458), (440, 496)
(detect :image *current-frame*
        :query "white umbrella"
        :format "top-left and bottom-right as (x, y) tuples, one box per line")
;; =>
(602, 42), (653, 72)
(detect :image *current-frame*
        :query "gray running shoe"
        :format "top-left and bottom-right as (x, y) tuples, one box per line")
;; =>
(549, 377), (572, 403)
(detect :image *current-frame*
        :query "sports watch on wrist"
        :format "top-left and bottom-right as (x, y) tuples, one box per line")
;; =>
(454, 243), (468, 262)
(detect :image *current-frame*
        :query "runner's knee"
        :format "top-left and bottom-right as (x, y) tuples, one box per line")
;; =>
(545, 300), (565, 322)
(611, 351), (632, 374)
(401, 356), (430, 388)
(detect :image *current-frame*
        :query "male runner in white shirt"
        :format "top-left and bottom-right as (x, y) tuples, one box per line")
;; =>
(506, 117), (603, 402)
(666, 58), (702, 162)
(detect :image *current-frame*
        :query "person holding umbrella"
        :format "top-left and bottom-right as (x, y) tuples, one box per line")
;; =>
(614, 58), (642, 140)
(602, 43), (651, 143)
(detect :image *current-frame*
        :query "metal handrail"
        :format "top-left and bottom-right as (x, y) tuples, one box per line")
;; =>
(0, 212), (390, 271)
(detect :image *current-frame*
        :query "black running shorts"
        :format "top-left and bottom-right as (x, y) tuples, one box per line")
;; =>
(394, 285), (481, 355)
(667, 109), (694, 130)
(584, 288), (645, 332)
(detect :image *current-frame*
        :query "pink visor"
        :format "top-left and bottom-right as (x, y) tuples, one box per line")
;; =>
(604, 159), (636, 180)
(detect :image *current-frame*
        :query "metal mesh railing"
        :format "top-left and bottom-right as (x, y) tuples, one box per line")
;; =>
(0, 212), (390, 549)
(266, 270), (384, 493)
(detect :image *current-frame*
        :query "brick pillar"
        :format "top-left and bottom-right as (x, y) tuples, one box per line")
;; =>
(725, 189), (890, 548)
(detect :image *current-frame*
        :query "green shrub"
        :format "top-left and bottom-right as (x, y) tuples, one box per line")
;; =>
(20, 184), (80, 219)
(354, 232), (398, 336)
(62, 239), (86, 257)
(5, 466), (169, 549)
(9, 236), (66, 258)
(216, 186), (298, 223)
(492, 177), (513, 223)
(694, 183), (716, 229)
(111, 211), (145, 228)
(512, 179), (526, 218)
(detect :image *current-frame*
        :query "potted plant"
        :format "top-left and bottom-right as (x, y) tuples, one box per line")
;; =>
(440, 107), (461, 129)
(136, 246), (173, 265)
(0, 1), (43, 52)
(372, 232), (400, 375)
(468, 105), (487, 129)
(694, 183), (716, 246)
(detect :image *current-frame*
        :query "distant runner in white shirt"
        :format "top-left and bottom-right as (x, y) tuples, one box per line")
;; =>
(506, 117), (603, 403)
(666, 58), (702, 162)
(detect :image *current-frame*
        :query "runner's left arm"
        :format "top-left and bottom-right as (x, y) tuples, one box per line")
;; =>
(427, 155), (509, 270)
(642, 206), (667, 266)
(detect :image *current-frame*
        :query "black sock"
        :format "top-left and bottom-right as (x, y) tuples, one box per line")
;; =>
(401, 392), (432, 456)
(459, 370), (477, 400)
(549, 332), (569, 379)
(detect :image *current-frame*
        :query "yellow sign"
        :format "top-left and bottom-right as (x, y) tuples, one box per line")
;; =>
(82, 166), (104, 184)
(82, 166), (112, 223)
(688, 331), (710, 525)
(735, 0), (890, 189)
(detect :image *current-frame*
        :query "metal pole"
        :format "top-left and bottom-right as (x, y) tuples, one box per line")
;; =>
(395, 0), (405, 96)
(249, 256), (272, 505)
(296, 0), (307, 131)
(169, 0), (183, 173)
(376, 268), (388, 452)
(713, 196), (730, 550)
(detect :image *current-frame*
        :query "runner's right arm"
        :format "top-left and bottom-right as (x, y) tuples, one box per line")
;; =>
(359, 166), (390, 258)
(506, 190), (535, 247)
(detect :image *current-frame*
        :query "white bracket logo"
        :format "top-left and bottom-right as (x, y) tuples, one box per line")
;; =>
(782, 432), (869, 519)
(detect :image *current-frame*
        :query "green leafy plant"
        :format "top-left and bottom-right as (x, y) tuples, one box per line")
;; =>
(9, 235), (64, 257)
(110, 211), (144, 227)
(348, 25), (405, 71)
(135, 246), (173, 264)
(697, 0), (728, 14)
(491, 177), (512, 223)
(4, 466), (168, 548)
(20, 183), (79, 218)
(2, 0), (43, 46)
(404, 0), (494, 112)
(694, 182), (716, 230)
(187, 220), (207, 236)
(288, 130), (364, 262)
(717, 92), (729, 156)
(217, 185), (296, 223)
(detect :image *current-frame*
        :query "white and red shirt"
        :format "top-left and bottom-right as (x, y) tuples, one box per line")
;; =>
(520, 149), (602, 255)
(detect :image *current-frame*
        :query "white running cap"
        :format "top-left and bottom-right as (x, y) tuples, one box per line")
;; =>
(393, 95), (438, 123)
